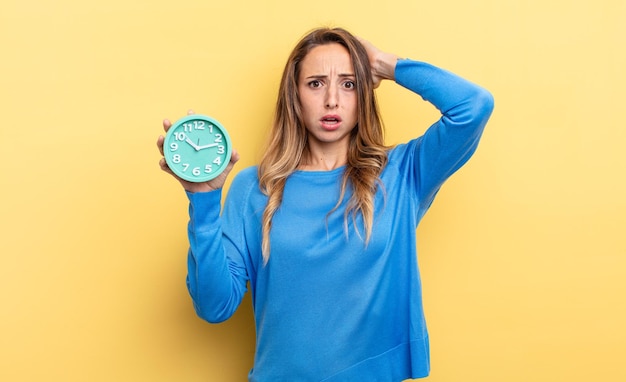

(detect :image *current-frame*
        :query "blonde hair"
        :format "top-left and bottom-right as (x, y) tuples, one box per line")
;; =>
(258, 27), (388, 263)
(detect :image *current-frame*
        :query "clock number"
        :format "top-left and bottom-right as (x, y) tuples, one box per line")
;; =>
(182, 163), (190, 171)
(172, 154), (181, 164)
(217, 145), (225, 154)
(205, 164), (213, 173)
(183, 121), (206, 131)
(213, 157), (222, 166)
(174, 132), (186, 141)
(214, 134), (223, 143)
(192, 167), (201, 176)
(170, 143), (178, 151)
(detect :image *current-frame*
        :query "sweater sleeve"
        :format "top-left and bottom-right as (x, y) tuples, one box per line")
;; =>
(185, 180), (251, 323)
(394, 60), (494, 209)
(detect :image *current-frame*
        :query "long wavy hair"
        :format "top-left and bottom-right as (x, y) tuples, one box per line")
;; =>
(258, 27), (389, 263)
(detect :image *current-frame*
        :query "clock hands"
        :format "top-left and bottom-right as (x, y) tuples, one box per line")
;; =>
(185, 137), (219, 151)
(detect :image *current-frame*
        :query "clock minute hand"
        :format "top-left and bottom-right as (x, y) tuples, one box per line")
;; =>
(196, 143), (219, 150)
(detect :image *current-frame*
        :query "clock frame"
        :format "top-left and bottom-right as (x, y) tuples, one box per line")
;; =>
(163, 114), (232, 183)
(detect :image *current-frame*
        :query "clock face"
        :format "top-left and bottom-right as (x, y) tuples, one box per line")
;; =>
(163, 115), (232, 182)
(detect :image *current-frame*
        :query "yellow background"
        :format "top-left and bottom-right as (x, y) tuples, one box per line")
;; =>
(1, 0), (624, 381)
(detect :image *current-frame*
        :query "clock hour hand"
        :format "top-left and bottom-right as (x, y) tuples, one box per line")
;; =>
(185, 137), (200, 151)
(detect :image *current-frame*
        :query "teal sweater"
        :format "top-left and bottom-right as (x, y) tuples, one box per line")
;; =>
(185, 60), (494, 381)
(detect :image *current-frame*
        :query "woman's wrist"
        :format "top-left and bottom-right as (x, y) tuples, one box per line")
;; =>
(372, 52), (401, 81)
(183, 182), (219, 194)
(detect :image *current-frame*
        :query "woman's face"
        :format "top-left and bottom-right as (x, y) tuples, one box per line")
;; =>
(297, 43), (358, 152)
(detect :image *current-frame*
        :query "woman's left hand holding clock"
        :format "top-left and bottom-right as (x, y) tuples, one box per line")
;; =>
(157, 110), (240, 193)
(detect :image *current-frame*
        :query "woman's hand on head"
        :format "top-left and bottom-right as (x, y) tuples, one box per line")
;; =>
(357, 37), (400, 88)
(157, 110), (240, 193)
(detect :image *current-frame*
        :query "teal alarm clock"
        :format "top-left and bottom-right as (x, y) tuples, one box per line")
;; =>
(164, 114), (232, 182)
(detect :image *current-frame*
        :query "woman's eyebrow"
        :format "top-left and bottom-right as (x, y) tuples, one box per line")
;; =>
(304, 73), (356, 79)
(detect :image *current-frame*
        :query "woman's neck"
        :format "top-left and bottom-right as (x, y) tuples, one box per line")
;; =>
(299, 145), (348, 171)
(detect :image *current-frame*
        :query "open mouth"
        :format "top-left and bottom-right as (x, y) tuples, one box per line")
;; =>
(321, 115), (342, 127)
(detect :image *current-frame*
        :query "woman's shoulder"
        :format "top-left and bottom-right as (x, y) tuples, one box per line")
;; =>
(387, 138), (422, 163)
(232, 165), (259, 183)
(226, 165), (264, 203)
(229, 165), (260, 192)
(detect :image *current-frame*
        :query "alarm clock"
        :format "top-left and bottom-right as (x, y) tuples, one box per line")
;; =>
(163, 114), (232, 182)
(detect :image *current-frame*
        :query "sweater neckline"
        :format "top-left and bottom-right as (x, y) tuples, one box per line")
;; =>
(292, 165), (346, 177)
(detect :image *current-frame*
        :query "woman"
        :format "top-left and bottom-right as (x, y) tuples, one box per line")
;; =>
(158, 27), (494, 381)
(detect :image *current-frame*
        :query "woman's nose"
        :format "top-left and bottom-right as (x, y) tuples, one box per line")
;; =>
(325, 88), (338, 109)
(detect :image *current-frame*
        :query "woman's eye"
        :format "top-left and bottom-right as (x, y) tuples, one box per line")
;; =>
(308, 80), (322, 88)
(343, 81), (356, 89)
